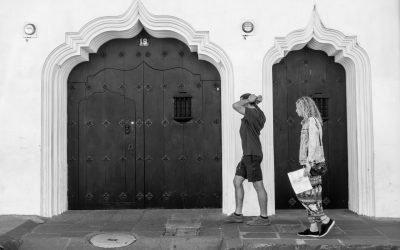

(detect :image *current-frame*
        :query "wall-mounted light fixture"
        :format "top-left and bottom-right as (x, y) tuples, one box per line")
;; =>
(241, 21), (255, 40)
(242, 21), (254, 33)
(23, 23), (37, 41)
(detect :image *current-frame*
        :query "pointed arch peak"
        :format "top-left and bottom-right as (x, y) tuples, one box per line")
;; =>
(41, 0), (234, 217)
(262, 8), (374, 216)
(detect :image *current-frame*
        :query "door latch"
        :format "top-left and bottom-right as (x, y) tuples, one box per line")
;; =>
(124, 124), (131, 134)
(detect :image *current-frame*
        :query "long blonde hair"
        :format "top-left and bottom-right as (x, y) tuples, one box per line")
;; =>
(296, 96), (323, 125)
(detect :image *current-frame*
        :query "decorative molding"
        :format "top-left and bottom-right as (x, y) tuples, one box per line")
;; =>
(262, 7), (375, 216)
(41, 0), (235, 217)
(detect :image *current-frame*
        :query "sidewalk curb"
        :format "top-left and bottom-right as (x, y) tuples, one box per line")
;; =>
(243, 242), (400, 250)
(0, 220), (42, 250)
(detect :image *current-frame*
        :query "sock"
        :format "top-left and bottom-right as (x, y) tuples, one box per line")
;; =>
(310, 223), (318, 232)
(321, 216), (330, 224)
(260, 215), (269, 219)
(234, 212), (242, 216)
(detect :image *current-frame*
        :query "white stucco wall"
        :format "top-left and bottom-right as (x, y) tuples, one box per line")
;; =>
(0, 0), (399, 217)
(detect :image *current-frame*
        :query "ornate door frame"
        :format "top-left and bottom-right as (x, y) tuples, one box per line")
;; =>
(262, 7), (375, 216)
(41, 0), (234, 217)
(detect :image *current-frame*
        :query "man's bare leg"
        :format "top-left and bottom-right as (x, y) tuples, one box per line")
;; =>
(234, 175), (245, 214)
(224, 175), (246, 223)
(253, 180), (268, 217)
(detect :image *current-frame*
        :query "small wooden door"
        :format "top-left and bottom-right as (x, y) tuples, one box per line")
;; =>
(67, 30), (222, 209)
(273, 47), (348, 209)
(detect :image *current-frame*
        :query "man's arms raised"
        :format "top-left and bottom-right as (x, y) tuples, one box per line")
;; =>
(232, 94), (261, 115)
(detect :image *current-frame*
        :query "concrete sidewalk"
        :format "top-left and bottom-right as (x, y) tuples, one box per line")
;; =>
(0, 215), (45, 250)
(1, 209), (399, 249)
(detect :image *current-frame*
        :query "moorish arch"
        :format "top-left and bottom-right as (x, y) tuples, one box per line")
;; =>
(262, 7), (374, 216)
(41, 0), (235, 217)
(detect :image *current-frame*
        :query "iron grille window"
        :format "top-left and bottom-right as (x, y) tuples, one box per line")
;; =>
(312, 97), (328, 121)
(174, 92), (192, 122)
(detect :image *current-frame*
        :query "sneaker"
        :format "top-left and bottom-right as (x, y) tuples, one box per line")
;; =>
(246, 216), (271, 226)
(320, 219), (335, 237)
(297, 229), (320, 237)
(224, 213), (244, 223)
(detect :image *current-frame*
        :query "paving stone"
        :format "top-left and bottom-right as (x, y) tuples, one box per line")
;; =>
(160, 236), (222, 250)
(343, 229), (387, 238)
(239, 225), (277, 232)
(222, 223), (240, 238)
(375, 226), (400, 239)
(47, 211), (90, 224)
(77, 211), (116, 226)
(201, 219), (223, 228)
(21, 233), (61, 239)
(390, 240), (400, 246)
(32, 224), (73, 233)
(242, 232), (278, 238)
(303, 238), (343, 246)
(199, 227), (222, 236)
(68, 224), (103, 232)
(278, 232), (305, 239)
(101, 222), (136, 231)
(270, 219), (302, 224)
(164, 218), (201, 236)
(340, 238), (395, 246)
(133, 230), (164, 237)
(0, 218), (27, 235)
(221, 237), (242, 250)
(243, 238), (298, 249)
(120, 237), (161, 250)
(275, 224), (304, 233)
(19, 237), (70, 250)
(337, 223), (372, 230)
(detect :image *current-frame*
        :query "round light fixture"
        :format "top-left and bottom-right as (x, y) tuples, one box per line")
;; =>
(24, 23), (36, 36)
(242, 21), (254, 33)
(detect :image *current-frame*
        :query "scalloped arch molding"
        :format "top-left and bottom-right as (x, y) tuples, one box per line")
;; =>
(262, 7), (375, 216)
(41, 0), (235, 217)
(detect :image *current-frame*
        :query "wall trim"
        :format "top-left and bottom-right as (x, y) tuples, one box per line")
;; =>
(41, 0), (235, 217)
(262, 7), (375, 216)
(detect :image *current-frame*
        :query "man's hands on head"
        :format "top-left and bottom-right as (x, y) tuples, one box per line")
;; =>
(232, 94), (263, 115)
(248, 94), (258, 103)
(248, 94), (263, 104)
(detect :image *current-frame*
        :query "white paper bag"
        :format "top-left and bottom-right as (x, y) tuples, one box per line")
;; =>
(287, 169), (313, 194)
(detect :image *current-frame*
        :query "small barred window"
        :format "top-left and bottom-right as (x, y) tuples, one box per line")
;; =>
(312, 97), (328, 121)
(174, 92), (192, 122)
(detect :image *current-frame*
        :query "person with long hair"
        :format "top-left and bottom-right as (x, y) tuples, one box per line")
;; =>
(224, 93), (270, 225)
(295, 96), (335, 237)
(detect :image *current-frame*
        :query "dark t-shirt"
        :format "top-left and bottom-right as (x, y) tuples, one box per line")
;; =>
(239, 106), (266, 157)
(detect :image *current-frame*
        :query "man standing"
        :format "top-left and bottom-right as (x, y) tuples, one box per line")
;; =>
(225, 93), (270, 225)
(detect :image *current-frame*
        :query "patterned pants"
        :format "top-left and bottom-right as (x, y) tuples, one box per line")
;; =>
(296, 175), (327, 224)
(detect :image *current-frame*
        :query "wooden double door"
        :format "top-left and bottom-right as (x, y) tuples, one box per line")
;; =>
(273, 47), (348, 209)
(67, 31), (221, 209)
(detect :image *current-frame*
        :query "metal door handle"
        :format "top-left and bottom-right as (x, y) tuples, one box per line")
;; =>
(125, 124), (131, 134)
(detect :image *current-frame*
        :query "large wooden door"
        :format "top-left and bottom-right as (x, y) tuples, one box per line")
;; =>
(67, 30), (222, 209)
(273, 47), (348, 209)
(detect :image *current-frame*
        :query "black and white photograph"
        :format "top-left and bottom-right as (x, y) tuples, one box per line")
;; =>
(0, 0), (399, 249)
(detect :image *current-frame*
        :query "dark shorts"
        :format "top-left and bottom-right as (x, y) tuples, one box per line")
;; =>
(235, 155), (263, 182)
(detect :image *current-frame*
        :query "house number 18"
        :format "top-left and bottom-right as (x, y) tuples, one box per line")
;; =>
(139, 38), (149, 46)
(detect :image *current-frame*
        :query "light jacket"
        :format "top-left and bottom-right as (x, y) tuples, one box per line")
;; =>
(299, 117), (325, 165)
